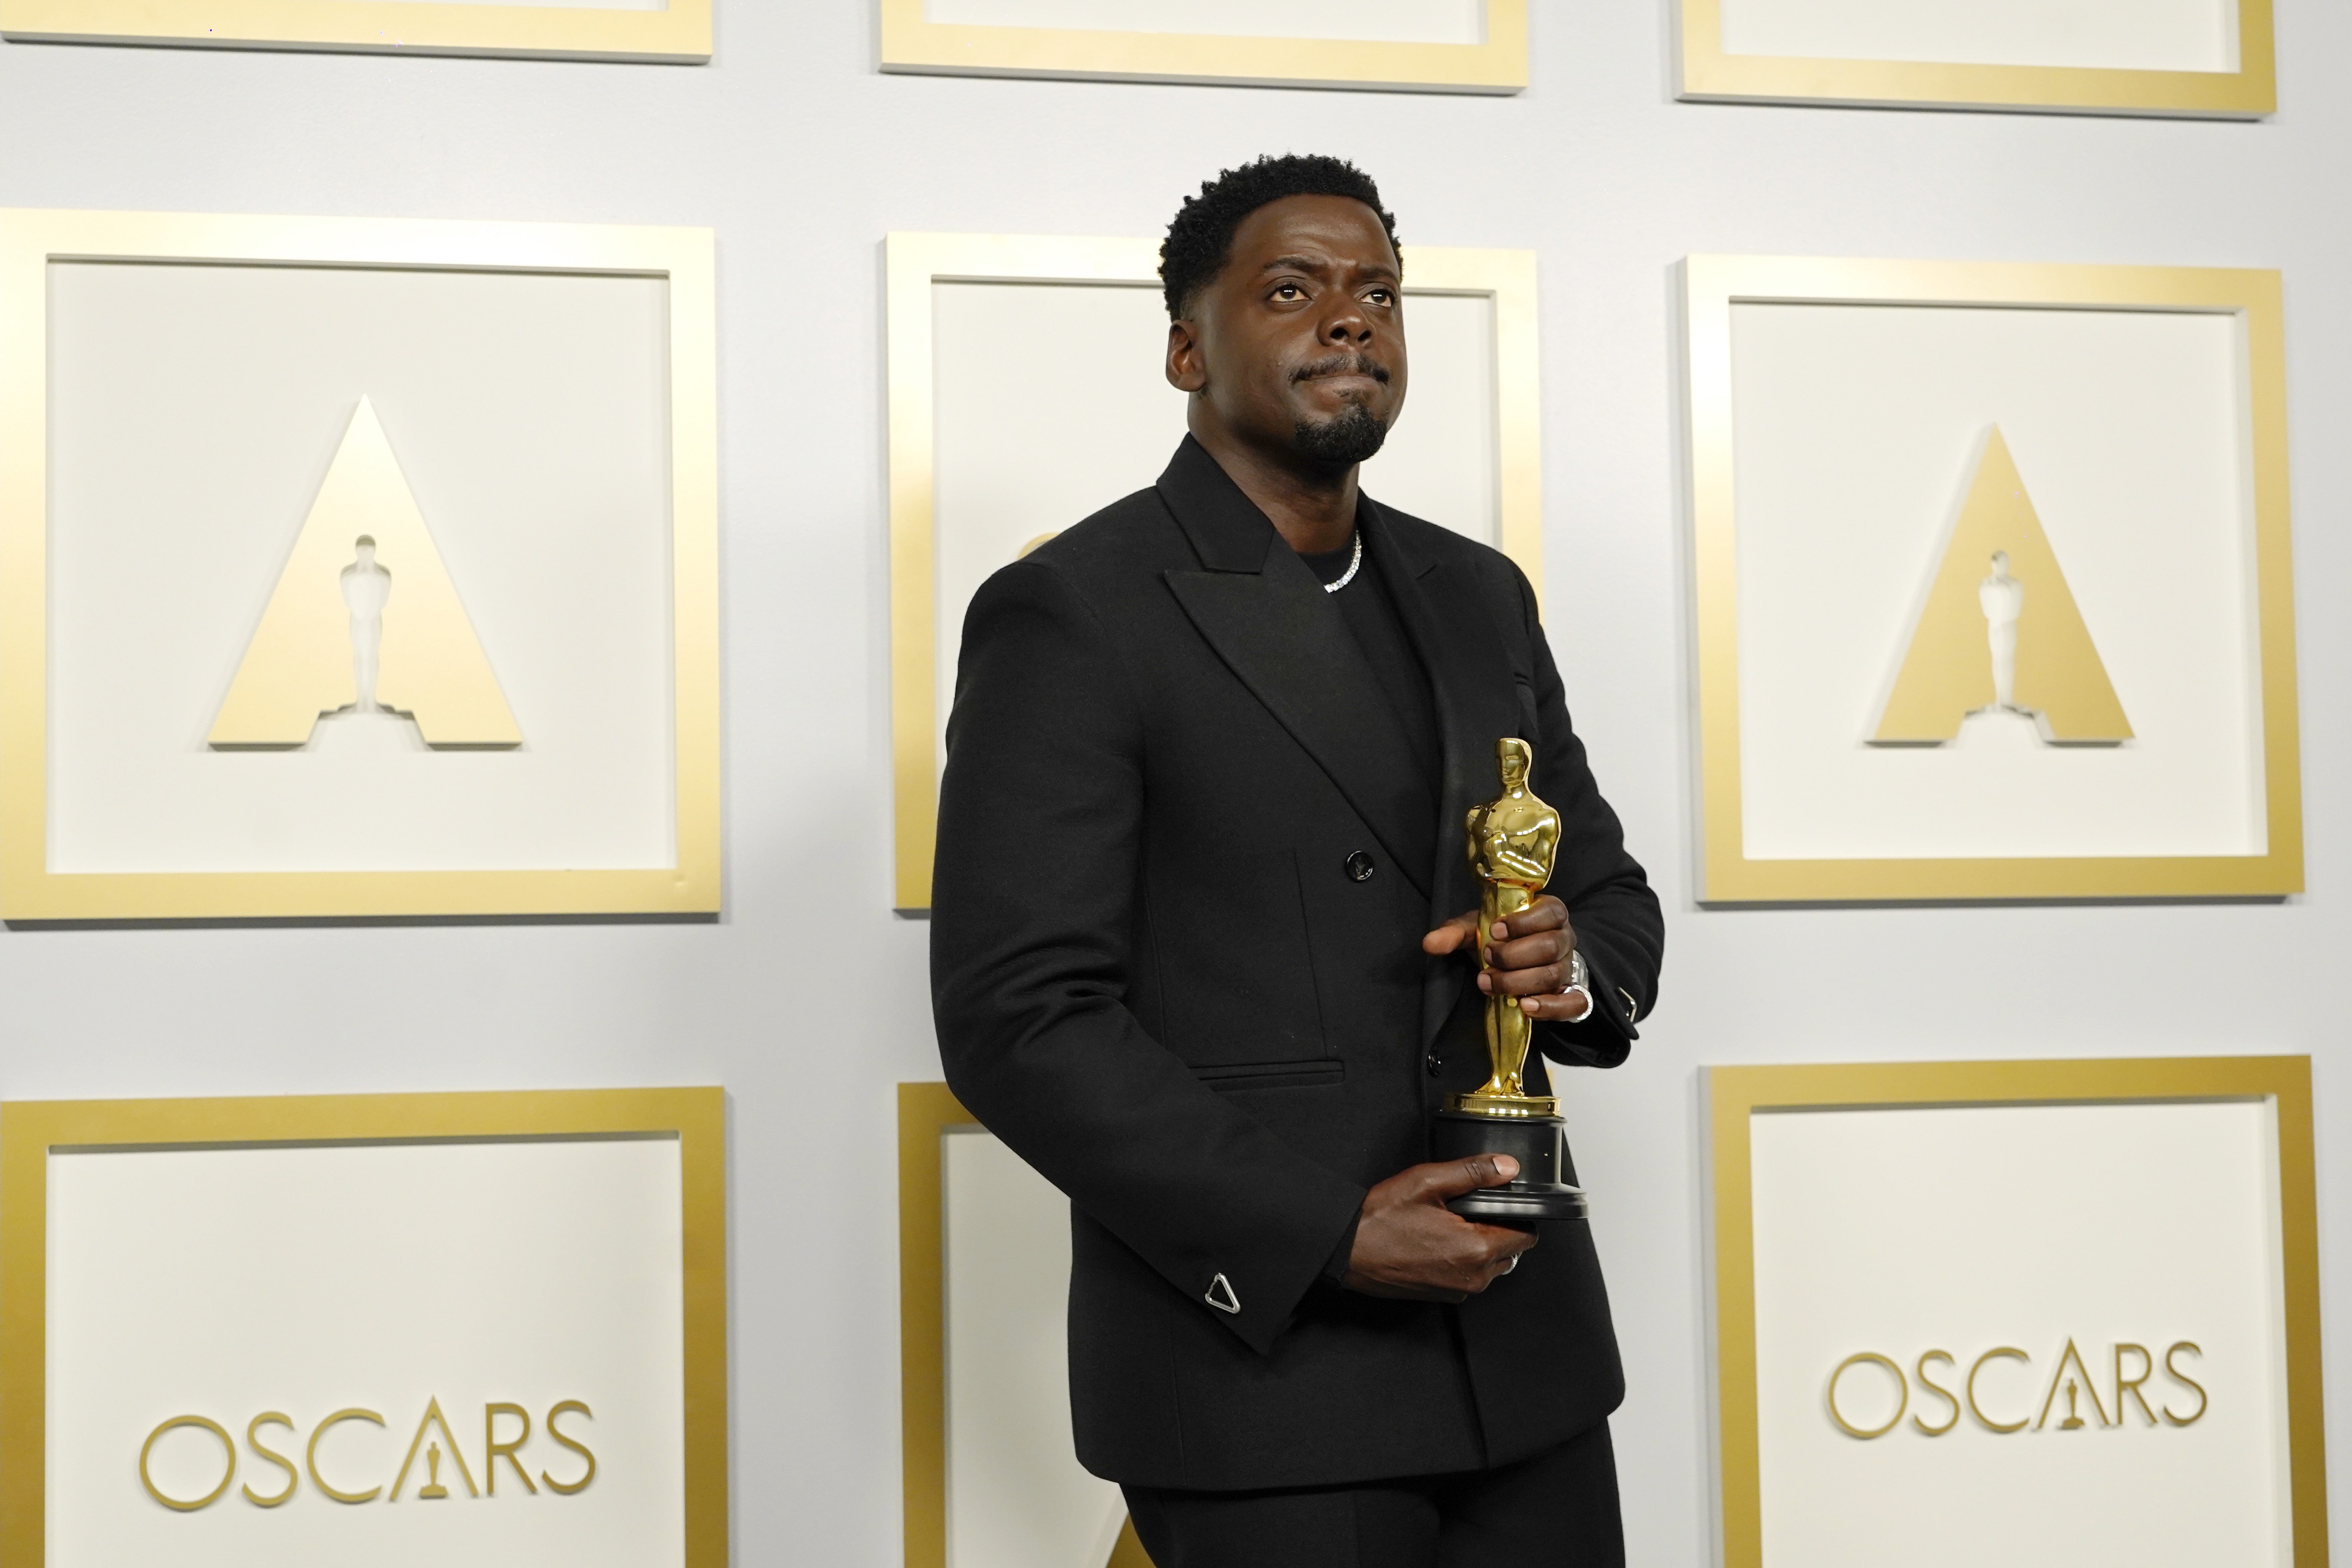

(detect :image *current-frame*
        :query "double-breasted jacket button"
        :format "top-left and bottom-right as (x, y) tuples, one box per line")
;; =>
(1425, 1052), (1443, 1077)
(1344, 849), (1376, 882)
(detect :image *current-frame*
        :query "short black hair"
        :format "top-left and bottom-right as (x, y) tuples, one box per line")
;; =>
(1159, 154), (1400, 322)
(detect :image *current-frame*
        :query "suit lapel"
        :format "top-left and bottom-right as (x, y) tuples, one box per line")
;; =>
(1363, 498), (1525, 1047)
(1157, 440), (1433, 902)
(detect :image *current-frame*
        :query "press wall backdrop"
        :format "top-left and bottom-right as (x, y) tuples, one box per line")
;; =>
(1, 6), (2348, 1564)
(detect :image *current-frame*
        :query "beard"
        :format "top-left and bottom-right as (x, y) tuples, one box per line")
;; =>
(1292, 400), (1390, 467)
(1288, 350), (1393, 466)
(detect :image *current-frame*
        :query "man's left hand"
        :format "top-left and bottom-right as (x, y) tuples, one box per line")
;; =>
(1422, 894), (1591, 1023)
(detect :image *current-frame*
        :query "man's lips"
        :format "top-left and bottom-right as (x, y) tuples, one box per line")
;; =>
(1293, 353), (1390, 386)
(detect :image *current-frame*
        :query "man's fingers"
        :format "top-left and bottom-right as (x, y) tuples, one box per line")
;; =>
(1471, 1227), (1540, 1289)
(1496, 896), (1569, 939)
(1482, 1252), (1528, 1287)
(1516, 991), (1595, 1023)
(1485, 927), (1569, 972)
(1487, 1227), (1540, 1264)
(1421, 910), (1482, 956)
(1401, 1154), (1521, 1202)
(1482, 963), (1564, 999)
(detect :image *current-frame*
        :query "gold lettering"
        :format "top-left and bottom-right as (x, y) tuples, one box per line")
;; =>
(2035, 1338), (2112, 1429)
(139, 1415), (236, 1512)
(1826, 1353), (1906, 1439)
(2114, 1343), (2160, 1426)
(486, 1402), (538, 1496)
(1911, 1350), (1960, 1436)
(2162, 1341), (2208, 1426)
(542, 1400), (597, 1495)
(241, 1412), (299, 1507)
(307, 1408), (386, 1504)
(1966, 1347), (2031, 1433)
(389, 1397), (480, 1501)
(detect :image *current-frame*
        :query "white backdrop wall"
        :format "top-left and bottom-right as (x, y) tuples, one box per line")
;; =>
(0, 7), (2347, 1565)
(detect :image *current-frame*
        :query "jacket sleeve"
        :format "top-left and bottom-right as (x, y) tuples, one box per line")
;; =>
(929, 558), (1367, 1356)
(1507, 565), (1665, 1070)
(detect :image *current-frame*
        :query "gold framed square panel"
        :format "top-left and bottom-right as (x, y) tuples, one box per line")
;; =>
(900, 1084), (1154, 1568)
(0, 0), (709, 62)
(1686, 255), (2300, 903)
(0, 209), (721, 920)
(1708, 1057), (2323, 1568)
(889, 231), (1543, 910)
(1, 1086), (728, 1568)
(878, 0), (1522, 93)
(1678, 0), (2272, 116)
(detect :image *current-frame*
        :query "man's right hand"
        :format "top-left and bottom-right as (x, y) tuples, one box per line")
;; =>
(1340, 1155), (1538, 1302)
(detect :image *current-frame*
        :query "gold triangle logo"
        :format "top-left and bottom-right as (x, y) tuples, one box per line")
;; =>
(209, 398), (520, 750)
(1870, 426), (2131, 746)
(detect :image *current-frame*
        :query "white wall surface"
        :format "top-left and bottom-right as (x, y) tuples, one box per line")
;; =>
(0, 7), (2348, 1566)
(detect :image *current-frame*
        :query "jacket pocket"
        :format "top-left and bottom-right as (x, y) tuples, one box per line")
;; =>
(1192, 1059), (1346, 1092)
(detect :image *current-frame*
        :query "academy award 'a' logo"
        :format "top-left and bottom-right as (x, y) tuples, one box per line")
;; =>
(1870, 426), (2131, 748)
(209, 397), (519, 750)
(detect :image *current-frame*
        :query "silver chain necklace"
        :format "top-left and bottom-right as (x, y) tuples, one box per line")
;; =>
(1323, 531), (1364, 594)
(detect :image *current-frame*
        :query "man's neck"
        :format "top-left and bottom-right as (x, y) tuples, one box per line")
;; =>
(1189, 423), (1358, 556)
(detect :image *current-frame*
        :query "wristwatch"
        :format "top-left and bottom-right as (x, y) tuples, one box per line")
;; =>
(1561, 947), (1592, 1019)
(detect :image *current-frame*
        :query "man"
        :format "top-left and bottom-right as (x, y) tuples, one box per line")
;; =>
(931, 155), (1662, 1566)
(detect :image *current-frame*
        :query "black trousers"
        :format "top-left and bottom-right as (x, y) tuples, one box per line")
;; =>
(1121, 1420), (1623, 1568)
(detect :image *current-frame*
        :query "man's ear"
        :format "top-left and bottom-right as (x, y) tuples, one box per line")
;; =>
(1165, 319), (1207, 393)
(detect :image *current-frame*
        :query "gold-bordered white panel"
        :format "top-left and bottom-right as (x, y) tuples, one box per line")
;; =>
(0, 0), (708, 62)
(888, 231), (1542, 911)
(879, 0), (1522, 93)
(1678, 0), (2271, 116)
(0, 1086), (729, 1568)
(899, 1084), (1154, 1568)
(1707, 1057), (2324, 1568)
(1685, 255), (2300, 903)
(0, 209), (722, 920)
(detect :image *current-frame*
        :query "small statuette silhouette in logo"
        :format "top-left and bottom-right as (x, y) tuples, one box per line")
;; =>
(1979, 550), (2024, 714)
(419, 1442), (450, 1500)
(2059, 1378), (2087, 1431)
(342, 535), (392, 712)
(1870, 426), (2130, 748)
(209, 396), (520, 750)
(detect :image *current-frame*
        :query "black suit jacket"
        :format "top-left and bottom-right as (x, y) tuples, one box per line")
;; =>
(931, 436), (1663, 1491)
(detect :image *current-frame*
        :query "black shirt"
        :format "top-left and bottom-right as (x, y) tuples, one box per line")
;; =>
(1300, 529), (1443, 887)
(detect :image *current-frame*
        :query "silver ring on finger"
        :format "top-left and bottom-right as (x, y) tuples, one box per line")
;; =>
(1501, 1256), (1519, 1275)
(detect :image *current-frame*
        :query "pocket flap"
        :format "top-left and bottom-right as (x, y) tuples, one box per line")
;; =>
(1191, 1059), (1346, 1092)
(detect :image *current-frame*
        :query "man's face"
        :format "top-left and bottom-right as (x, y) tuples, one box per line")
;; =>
(1168, 194), (1407, 471)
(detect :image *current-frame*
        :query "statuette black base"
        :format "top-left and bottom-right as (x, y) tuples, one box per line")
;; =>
(1432, 1108), (1589, 1224)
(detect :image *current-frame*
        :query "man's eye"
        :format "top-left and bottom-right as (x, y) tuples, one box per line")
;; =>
(1273, 283), (1304, 300)
(1366, 289), (1395, 306)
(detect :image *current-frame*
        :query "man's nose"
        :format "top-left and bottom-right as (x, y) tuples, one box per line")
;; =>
(1322, 301), (1373, 344)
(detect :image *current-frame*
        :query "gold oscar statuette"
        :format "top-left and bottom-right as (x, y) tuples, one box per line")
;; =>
(1430, 738), (1591, 1224)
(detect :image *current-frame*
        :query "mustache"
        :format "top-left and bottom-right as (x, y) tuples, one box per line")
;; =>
(1291, 352), (1390, 385)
